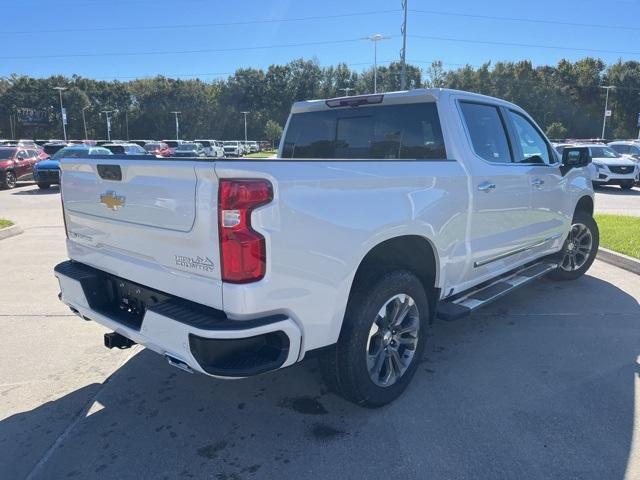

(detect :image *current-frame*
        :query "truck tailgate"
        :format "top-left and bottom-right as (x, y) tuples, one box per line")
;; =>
(61, 156), (223, 310)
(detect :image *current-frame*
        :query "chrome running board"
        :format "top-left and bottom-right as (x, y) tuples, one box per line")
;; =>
(436, 261), (558, 321)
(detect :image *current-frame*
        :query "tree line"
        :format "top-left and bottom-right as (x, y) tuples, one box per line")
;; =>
(1, 57), (640, 141)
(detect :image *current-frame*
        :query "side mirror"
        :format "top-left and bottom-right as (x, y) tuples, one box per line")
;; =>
(561, 147), (591, 174)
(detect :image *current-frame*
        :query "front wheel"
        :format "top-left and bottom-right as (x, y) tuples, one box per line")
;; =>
(319, 270), (429, 408)
(548, 211), (599, 281)
(620, 180), (634, 190)
(37, 182), (51, 189)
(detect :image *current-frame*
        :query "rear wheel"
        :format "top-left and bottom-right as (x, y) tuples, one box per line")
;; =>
(548, 211), (599, 281)
(37, 182), (51, 189)
(319, 270), (429, 407)
(1, 170), (16, 189)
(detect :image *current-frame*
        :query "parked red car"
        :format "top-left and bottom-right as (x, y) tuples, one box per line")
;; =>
(143, 141), (172, 157)
(0, 146), (40, 189)
(35, 147), (49, 161)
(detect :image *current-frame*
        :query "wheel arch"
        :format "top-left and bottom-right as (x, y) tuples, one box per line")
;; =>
(575, 195), (594, 217)
(346, 235), (441, 325)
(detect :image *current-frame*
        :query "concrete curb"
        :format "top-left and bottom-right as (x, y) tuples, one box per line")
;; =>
(596, 247), (640, 275)
(0, 224), (23, 241)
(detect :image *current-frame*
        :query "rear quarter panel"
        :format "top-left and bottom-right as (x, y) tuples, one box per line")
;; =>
(215, 160), (469, 353)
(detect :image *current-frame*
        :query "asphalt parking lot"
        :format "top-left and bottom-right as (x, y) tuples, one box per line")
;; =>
(1, 183), (639, 480)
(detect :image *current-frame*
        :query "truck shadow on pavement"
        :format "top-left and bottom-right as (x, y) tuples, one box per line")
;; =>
(2, 273), (639, 479)
(11, 186), (59, 196)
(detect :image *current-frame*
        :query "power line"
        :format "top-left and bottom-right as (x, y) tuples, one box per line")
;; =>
(0, 36), (397, 60)
(409, 34), (640, 56)
(411, 9), (640, 32)
(5, 7), (639, 36)
(2, 9), (399, 35)
(6, 31), (637, 63)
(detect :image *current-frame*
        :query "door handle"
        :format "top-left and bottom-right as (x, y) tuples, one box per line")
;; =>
(477, 182), (496, 192)
(531, 178), (545, 188)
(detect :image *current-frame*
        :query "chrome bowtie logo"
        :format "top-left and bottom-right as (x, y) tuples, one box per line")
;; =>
(100, 191), (126, 210)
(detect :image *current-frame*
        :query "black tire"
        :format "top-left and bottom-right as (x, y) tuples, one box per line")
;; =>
(319, 270), (429, 408)
(620, 181), (634, 190)
(37, 182), (51, 189)
(1, 170), (16, 189)
(548, 211), (599, 281)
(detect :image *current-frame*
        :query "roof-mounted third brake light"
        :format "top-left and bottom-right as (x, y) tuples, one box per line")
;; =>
(325, 94), (384, 108)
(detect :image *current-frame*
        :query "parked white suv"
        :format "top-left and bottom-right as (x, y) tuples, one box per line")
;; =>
(581, 144), (637, 189)
(608, 141), (640, 185)
(223, 141), (242, 157)
(55, 89), (598, 407)
(194, 140), (224, 157)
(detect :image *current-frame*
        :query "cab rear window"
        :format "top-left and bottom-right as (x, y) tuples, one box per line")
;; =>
(281, 103), (447, 160)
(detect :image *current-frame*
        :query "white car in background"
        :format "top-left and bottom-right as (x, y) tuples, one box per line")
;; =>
(574, 144), (637, 189)
(223, 140), (242, 157)
(194, 140), (224, 157)
(238, 141), (248, 155)
(608, 141), (640, 185)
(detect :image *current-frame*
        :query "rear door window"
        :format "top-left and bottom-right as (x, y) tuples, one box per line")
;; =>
(459, 102), (512, 163)
(282, 102), (447, 159)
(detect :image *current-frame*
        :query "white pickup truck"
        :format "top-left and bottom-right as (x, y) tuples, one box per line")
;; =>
(55, 89), (598, 407)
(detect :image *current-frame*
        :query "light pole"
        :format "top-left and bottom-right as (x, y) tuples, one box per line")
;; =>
(101, 110), (113, 141)
(52, 87), (67, 141)
(171, 111), (181, 140)
(362, 34), (390, 93)
(400, 0), (408, 90)
(240, 111), (249, 142)
(600, 86), (615, 139)
(82, 104), (90, 140)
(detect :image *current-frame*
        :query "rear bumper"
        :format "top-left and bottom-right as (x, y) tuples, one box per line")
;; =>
(54, 261), (301, 377)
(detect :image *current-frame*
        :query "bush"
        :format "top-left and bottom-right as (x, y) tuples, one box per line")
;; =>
(545, 122), (568, 139)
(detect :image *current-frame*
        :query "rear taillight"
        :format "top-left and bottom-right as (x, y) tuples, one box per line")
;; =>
(218, 179), (273, 283)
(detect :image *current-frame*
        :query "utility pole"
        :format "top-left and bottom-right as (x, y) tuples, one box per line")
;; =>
(171, 111), (181, 140)
(82, 104), (90, 140)
(362, 34), (390, 93)
(101, 110), (113, 141)
(600, 86), (615, 139)
(400, 0), (408, 90)
(339, 87), (354, 96)
(52, 87), (67, 141)
(124, 110), (129, 140)
(240, 111), (249, 141)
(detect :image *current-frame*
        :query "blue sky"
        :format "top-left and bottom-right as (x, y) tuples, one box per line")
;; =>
(4, 0), (640, 80)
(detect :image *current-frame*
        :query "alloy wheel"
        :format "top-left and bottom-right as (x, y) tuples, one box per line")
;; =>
(5, 171), (16, 189)
(560, 223), (593, 272)
(366, 293), (420, 387)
